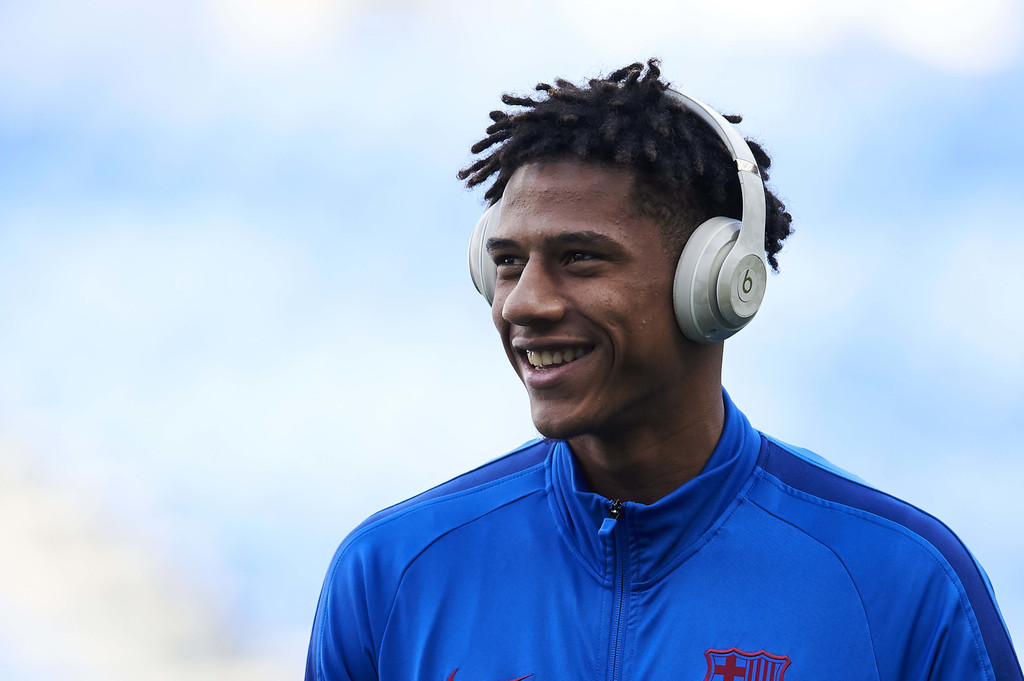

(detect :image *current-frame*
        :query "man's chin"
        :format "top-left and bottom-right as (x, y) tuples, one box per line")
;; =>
(530, 408), (587, 441)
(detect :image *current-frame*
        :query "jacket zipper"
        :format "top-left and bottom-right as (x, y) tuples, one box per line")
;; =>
(598, 499), (622, 537)
(599, 500), (627, 681)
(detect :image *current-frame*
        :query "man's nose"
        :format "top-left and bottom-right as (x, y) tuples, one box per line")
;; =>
(500, 260), (565, 326)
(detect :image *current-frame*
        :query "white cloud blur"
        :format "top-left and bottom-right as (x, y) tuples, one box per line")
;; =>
(1, 0), (1020, 133)
(203, 0), (357, 59)
(558, 0), (1023, 73)
(0, 441), (286, 681)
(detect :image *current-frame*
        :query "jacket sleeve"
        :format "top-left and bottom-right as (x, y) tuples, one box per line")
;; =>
(895, 550), (1023, 681)
(922, 587), (1017, 680)
(305, 538), (384, 681)
(926, 564), (1023, 681)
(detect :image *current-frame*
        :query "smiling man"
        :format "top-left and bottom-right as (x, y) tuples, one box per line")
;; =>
(306, 60), (1021, 681)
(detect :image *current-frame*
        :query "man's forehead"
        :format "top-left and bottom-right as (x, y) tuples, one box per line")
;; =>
(489, 162), (665, 253)
(502, 160), (637, 204)
(499, 161), (640, 228)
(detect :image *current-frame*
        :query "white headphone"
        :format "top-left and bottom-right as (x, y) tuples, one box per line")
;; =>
(467, 89), (767, 343)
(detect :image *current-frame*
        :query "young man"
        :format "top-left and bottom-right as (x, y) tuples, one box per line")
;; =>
(306, 60), (1021, 681)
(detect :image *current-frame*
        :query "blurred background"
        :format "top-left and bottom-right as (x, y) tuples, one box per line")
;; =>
(1, 0), (1022, 677)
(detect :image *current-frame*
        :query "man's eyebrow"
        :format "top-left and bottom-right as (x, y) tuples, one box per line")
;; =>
(485, 237), (519, 254)
(485, 231), (624, 253)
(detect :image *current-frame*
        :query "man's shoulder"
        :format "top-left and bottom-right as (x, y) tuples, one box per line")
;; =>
(325, 438), (553, 576)
(749, 436), (1020, 681)
(357, 438), (552, 533)
(752, 435), (973, 563)
(306, 440), (556, 681)
(750, 435), (983, 581)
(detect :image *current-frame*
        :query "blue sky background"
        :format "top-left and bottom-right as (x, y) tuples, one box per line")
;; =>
(0, 0), (1022, 677)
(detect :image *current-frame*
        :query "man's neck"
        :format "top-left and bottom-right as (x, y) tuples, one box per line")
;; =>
(567, 386), (725, 505)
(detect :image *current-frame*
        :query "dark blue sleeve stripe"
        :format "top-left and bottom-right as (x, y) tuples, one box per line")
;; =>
(353, 439), (553, 532)
(759, 439), (1023, 681)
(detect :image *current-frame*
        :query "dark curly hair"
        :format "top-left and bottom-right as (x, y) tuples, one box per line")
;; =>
(457, 59), (793, 270)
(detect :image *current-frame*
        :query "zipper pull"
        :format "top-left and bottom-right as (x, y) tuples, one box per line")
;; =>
(598, 499), (623, 537)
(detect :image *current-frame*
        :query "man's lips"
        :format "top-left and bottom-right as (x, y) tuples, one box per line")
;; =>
(512, 341), (595, 389)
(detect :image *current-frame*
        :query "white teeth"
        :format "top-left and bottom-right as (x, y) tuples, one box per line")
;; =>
(525, 347), (590, 368)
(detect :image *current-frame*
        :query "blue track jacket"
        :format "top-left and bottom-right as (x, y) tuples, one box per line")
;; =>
(306, 393), (1021, 681)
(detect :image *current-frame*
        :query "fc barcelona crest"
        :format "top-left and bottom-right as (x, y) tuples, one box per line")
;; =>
(703, 647), (791, 681)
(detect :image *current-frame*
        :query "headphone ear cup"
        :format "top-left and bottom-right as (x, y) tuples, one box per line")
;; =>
(467, 201), (502, 304)
(673, 216), (747, 343)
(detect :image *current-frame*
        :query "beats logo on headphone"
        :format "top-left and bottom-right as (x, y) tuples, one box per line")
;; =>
(467, 89), (767, 343)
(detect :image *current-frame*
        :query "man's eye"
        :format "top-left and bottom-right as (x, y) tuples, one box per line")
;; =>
(566, 252), (596, 264)
(493, 255), (524, 267)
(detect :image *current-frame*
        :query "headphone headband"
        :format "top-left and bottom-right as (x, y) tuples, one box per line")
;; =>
(663, 89), (767, 262)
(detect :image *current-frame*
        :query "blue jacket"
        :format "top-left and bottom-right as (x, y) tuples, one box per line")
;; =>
(306, 394), (1021, 680)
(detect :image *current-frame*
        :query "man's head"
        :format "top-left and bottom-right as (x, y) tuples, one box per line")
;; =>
(458, 60), (793, 441)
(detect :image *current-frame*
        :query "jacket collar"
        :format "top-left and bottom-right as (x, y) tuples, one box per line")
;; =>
(546, 389), (762, 584)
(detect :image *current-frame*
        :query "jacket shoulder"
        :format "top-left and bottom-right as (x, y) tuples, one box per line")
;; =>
(306, 439), (553, 681)
(333, 438), (553, 582)
(352, 437), (551, 536)
(750, 436), (1021, 681)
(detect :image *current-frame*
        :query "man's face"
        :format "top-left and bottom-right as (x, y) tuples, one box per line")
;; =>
(488, 159), (696, 440)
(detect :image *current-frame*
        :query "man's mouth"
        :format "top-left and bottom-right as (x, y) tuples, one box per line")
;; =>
(524, 347), (592, 369)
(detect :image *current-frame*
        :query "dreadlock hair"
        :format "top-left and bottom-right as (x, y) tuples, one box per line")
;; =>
(457, 59), (793, 271)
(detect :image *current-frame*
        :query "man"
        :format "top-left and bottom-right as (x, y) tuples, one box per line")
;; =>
(306, 60), (1021, 680)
